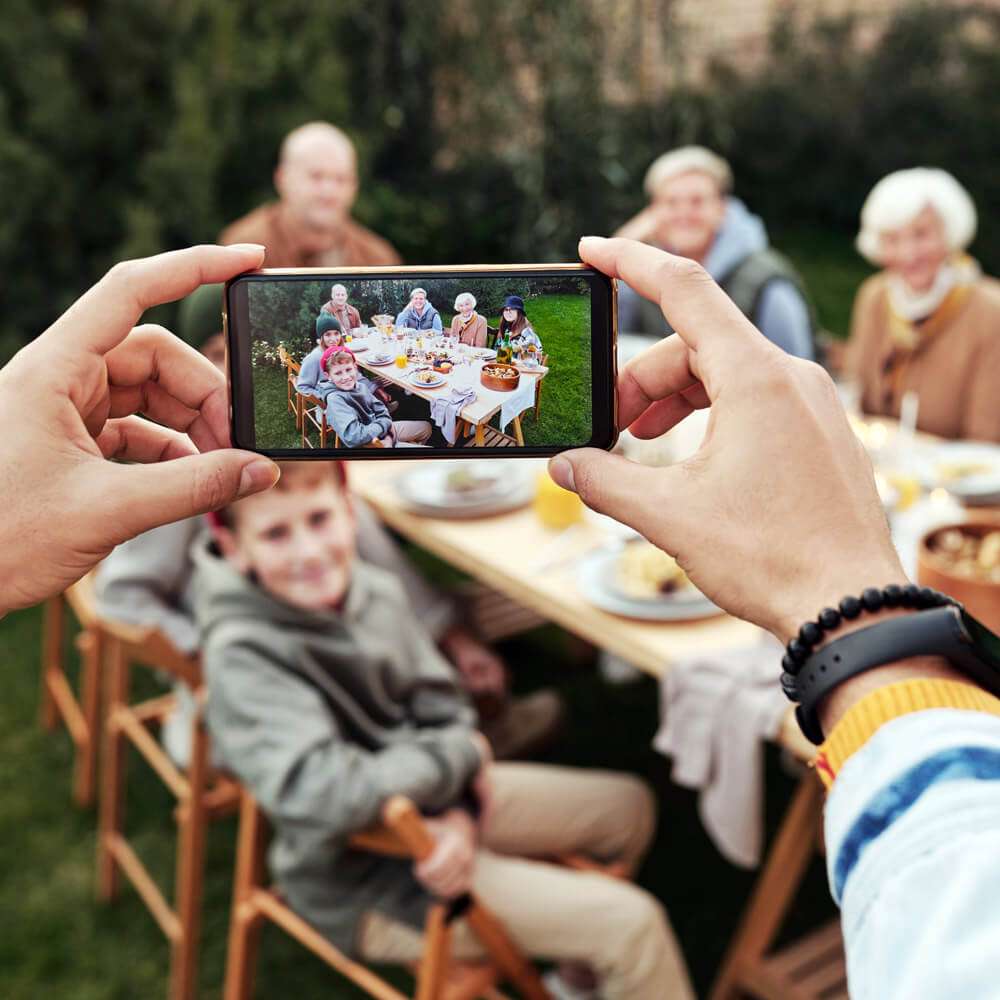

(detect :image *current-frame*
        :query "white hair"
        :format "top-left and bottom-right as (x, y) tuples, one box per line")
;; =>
(331, 283), (347, 296)
(454, 292), (476, 310)
(644, 146), (733, 199)
(856, 168), (977, 265)
(409, 287), (427, 300)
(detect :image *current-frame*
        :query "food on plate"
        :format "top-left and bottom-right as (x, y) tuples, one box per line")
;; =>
(482, 364), (518, 380)
(936, 460), (994, 483)
(615, 541), (693, 599)
(929, 527), (1000, 583)
(412, 369), (443, 386)
(444, 466), (503, 498)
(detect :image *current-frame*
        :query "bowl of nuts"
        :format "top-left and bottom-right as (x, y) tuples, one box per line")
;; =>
(480, 363), (521, 392)
(918, 521), (1000, 631)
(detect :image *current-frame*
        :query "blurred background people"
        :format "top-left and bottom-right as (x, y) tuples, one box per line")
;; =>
(845, 167), (1000, 442)
(96, 284), (564, 767)
(220, 121), (401, 267)
(615, 146), (815, 360)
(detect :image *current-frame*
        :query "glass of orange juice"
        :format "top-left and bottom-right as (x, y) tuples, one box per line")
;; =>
(534, 471), (585, 530)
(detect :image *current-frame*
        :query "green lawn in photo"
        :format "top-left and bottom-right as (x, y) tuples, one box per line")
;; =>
(252, 294), (592, 450)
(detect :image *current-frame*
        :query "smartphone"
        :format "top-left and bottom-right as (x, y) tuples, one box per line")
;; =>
(225, 265), (617, 459)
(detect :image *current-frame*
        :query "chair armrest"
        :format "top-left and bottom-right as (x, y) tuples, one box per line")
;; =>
(345, 796), (432, 859)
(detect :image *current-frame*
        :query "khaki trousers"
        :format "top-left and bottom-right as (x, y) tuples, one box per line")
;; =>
(358, 763), (694, 1000)
(393, 419), (432, 445)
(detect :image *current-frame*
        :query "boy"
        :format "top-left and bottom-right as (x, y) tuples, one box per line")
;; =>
(196, 463), (694, 999)
(323, 348), (432, 447)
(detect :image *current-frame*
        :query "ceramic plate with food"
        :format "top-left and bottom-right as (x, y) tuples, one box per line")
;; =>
(914, 442), (1000, 498)
(576, 542), (721, 621)
(367, 353), (394, 366)
(410, 369), (446, 388)
(397, 461), (533, 518)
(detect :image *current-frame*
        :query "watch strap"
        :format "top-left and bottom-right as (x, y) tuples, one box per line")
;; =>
(788, 606), (999, 744)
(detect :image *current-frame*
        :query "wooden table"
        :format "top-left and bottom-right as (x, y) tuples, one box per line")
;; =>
(356, 344), (548, 447)
(348, 458), (761, 676)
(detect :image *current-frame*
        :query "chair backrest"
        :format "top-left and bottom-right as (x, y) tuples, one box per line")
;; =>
(278, 344), (301, 376)
(486, 325), (499, 348)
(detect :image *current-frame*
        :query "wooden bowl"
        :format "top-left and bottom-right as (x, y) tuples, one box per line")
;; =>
(480, 363), (521, 392)
(917, 520), (1000, 632)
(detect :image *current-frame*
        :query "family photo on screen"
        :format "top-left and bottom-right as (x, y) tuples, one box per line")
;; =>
(248, 276), (593, 450)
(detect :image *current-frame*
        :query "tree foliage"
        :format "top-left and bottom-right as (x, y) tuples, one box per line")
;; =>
(2, 1), (998, 362)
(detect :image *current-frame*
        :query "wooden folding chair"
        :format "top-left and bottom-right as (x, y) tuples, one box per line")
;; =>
(224, 790), (552, 1000)
(277, 345), (303, 431)
(299, 392), (333, 448)
(96, 626), (241, 1000)
(39, 574), (104, 807)
(709, 719), (846, 1000)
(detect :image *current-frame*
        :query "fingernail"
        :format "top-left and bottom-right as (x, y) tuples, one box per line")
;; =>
(237, 459), (280, 498)
(548, 456), (577, 493)
(231, 243), (266, 253)
(578, 236), (604, 245)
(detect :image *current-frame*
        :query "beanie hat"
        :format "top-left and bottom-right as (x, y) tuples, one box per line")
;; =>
(177, 284), (224, 349)
(316, 312), (344, 340)
(321, 345), (356, 373)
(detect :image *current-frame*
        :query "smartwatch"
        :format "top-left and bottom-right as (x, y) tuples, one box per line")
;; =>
(782, 605), (1000, 744)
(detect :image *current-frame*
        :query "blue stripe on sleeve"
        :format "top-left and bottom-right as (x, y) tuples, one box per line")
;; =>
(834, 747), (1000, 900)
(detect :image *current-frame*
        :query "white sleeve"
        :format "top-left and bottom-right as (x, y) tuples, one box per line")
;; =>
(825, 710), (1000, 998)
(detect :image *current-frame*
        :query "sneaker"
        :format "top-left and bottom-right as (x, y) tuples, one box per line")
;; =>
(478, 688), (566, 760)
(542, 969), (601, 1000)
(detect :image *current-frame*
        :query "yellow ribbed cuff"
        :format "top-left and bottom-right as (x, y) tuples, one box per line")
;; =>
(814, 679), (1000, 790)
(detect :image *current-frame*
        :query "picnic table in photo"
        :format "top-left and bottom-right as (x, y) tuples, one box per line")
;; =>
(353, 337), (549, 447)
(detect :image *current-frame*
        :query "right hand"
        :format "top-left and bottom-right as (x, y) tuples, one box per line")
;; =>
(414, 809), (477, 899)
(549, 237), (906, 643)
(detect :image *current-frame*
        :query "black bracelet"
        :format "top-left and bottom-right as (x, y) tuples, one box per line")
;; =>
(782, 585), (959, 679)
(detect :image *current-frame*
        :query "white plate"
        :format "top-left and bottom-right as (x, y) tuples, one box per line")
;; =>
(397, 462), (534, 518)
(912, 441), (1000, 492)
(473, 348), (498, 360)
(367, 354), (395, 366)
(346, 341), (368, 352)
(576, 546), (722, 621)
(409, 370), (446, 388)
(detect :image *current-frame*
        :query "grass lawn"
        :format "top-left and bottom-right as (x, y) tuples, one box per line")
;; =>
(0, 579), (837, 999)
(253, 294), (592, 450)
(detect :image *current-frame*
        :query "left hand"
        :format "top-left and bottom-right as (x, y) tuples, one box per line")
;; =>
(442, 628), (508, 698)
(414, 809), (478, 899)
(0, 244), (280, 614)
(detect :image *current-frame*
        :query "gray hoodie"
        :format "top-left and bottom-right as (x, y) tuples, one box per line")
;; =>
(193, 539), (480, 953)
(324, 380), (394, 448)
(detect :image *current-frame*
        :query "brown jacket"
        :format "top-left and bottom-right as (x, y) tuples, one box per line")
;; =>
(846, 272), (1000, 442)
(219, 202), (402, 268)
(450, 312), (487, 348)
(320, 301), (363, 330)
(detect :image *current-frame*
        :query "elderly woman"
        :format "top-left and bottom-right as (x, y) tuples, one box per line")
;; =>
(395, 287), (442, 332)
(320, 283), (362, 331)
(615, 146), (814, 359)
(846, 168), (1000, 442)
(449, 292), (488, 347)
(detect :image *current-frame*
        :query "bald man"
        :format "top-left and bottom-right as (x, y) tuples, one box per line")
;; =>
(220, 121), (401, 267)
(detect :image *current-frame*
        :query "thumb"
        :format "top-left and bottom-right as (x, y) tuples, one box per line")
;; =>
(548, 449), (689, 551)
(108, 450), (280, 540)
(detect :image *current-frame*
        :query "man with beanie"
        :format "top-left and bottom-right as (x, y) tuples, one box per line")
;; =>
(220, 122), (401, 268)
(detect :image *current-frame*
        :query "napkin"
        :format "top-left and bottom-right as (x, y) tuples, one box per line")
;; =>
(430, 386), (477, 444)
(653, 633), (788, 868)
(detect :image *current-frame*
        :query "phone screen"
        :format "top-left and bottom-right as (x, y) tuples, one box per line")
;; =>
(226, 267), (616, 458)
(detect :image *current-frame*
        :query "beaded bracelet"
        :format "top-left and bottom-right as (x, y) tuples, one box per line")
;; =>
(782, 584), (959, 676)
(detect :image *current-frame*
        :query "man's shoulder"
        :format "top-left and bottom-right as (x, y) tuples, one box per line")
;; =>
(342, 218), (402, 266)
(219, 202), (278, 245)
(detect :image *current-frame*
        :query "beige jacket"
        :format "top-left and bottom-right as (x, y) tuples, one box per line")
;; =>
(450, 312), (488, 348)
(846, 272), (1000, 442)
(220, 202), (402, 268)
